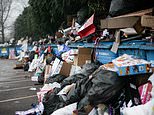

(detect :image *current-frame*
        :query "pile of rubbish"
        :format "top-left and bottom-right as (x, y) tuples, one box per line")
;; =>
(12, 1), (154, 114)
(14, 40), (154, 115)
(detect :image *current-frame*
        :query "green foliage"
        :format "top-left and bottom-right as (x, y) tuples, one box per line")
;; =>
(14, 7), (38, 40)
(14, 0), (111, 41)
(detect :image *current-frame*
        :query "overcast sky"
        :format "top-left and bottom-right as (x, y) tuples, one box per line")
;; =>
(6, 0), (29, 39)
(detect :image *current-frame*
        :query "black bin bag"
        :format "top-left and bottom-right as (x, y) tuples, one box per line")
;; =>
(87, 69), (125, 105)
(43, 93), (65, 115)
(61, 74), (86, 89)
(81, 63), (100, 76)
(61, 63), (99, 88)
(45, 74), (66, 84)
(109, 0), (154, 17)
(65, 76), (93, 105)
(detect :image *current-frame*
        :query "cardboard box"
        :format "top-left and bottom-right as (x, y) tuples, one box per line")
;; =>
(74, 48), (92, 66)
(60, 62), (72, 76)
(100, 16), (140, 29)
(44, 65), (52, 82)
(51, 58), (72, 77)
(100, 16), (144, 33)
(112, 54), (152, 76)
(141, 15), (154, 28)
(152, 67), (154, 72)
(101, 8), (153, 30)
(102, 63), (117, 72)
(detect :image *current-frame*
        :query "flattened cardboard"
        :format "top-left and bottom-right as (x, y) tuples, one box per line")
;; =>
(101, 8), (153, 29)
(141, 15), (154, 28)
(60, 62), (72, 77)
(78, 47), (92, 54)
(111, 30), (120, 54)
(44, 65), (52, 82)
(51, 58), (72, 77)
(74, 48), (92, 66)
(111, 42), (120, 54)
(133, 18), (144, 34)
(100, 16), (140, 29)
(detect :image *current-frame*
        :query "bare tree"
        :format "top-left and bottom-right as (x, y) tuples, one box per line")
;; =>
(17, 0), (28, 8)
(0, 0), (12, 43)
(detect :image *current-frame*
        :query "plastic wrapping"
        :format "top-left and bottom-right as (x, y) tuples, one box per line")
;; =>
(87, 69), (125, 105)
(45, 74), (66, 84)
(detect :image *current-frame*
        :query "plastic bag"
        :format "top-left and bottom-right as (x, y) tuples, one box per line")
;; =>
(61, 74), (86, 88)
(28, 59), (39, 72)
(43, 93), (65, 115)
(65, 77), (93, 105)
(109, 0), (154, 17)
(148, 73), (154, 86)
(45, 74), (66, 84)
(121, 99), (154, 115)
(61, 63), (99, 88)
(51, 103), (77, 115)
(61, 49), (78, 63)
(109, 0), (138, 16)
(57, 84), (75, 95)
(87, 69), (125, 105)
(77, 96), (93, 115)
(37, 84), (54, 102)
(46, 56), (55, 65)
(15, 102), (44, 115)
(148, 73), (154, 99)
(23, 62), (29, 71)
(81, 63), (100, 76)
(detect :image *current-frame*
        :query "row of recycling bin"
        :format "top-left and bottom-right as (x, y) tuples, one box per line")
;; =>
(0, 45), (33, 58)
(0, 40), (153, 66)
(67, 40), (154, 66)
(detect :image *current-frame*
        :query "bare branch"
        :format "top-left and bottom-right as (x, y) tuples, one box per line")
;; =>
(16, 0), (28, 8)
(0, 0), (13, 43)
(3, 0), (12, 23)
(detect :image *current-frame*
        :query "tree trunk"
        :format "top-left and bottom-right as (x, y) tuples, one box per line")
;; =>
(1, 23), (5, 43)
(0, 0), (12, 43)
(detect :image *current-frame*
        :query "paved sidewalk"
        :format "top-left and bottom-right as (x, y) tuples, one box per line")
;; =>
(0, 59), (42, 115)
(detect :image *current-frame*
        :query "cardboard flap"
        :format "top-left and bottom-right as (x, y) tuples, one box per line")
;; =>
(78, 48), (92, 54)
(74, 48), (92, 66)
(101, 8), (154, 29)
(141, 15), (154, 28)
(60, 62), (72, 77)
(101, 16), (140, 29)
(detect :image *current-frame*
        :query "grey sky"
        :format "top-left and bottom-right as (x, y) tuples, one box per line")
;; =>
(5, 0), (28, 39)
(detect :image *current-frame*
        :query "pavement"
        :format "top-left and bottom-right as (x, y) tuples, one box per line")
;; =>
(0, 59), (42, 115)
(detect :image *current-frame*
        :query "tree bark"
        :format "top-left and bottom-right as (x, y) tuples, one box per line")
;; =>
(1, 23), (5, 43)
(0, 0), (12, 43)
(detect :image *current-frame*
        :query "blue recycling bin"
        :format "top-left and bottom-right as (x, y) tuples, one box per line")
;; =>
(96, 49), (118, 64)
(0, 47), (9, 58)
(140, 44), (154, 67)
(118, 40), (147, 59)
(15, 45), (22, 56)
(93, 41), (115, 64)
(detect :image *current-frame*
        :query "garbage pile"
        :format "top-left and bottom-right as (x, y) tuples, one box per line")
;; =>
(13, 3), (154, 114)
(14, 38), (154, 115)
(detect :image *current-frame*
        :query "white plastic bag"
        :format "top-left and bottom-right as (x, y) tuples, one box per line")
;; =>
(149, 73), (154, 86)
(28, 59), (39, 72)
(51, 103), (77, 115)
(61, 49), (78, 63)
(148, 73), (154, 98)
(57, 84), (75, 95)
(121, 99), (154, 115)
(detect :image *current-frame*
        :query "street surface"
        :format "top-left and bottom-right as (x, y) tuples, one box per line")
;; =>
(0, 59), (42, 115)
